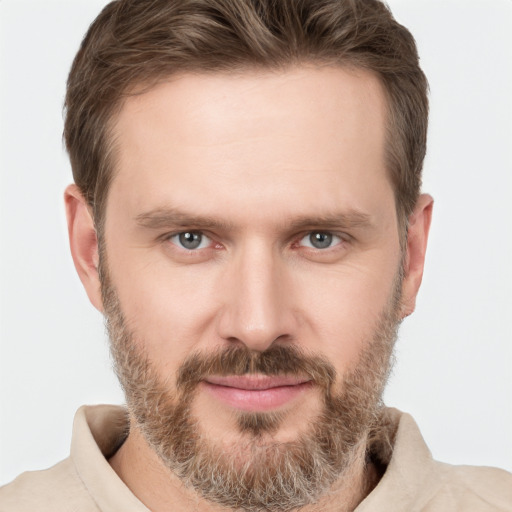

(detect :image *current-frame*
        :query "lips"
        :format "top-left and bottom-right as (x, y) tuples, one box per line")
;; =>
(202, 374), (313, 412)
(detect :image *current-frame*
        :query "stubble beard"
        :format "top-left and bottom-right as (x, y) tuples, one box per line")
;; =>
(101, 263), (402, 512)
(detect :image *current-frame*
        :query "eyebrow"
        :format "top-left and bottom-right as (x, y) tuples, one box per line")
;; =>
(135, 207), (374, 232)
(286, 211), (374, 232)
(135, 208), (235, 231)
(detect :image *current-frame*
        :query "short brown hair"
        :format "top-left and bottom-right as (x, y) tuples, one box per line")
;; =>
(64, 0), (428, 235)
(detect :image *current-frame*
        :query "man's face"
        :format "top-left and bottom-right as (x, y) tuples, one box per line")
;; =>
(100, 66), (404, 509)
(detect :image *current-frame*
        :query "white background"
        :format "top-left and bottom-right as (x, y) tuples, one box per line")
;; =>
(0, 0), (511, 486)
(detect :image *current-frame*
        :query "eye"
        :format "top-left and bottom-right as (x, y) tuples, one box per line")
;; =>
(299, 231), (343, 250)
(169, 231), (211, 250)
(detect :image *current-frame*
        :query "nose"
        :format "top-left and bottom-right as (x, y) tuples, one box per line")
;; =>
(216, 240), (296, 352)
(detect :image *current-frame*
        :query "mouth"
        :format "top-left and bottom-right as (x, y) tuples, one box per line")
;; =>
(201, 374), (313, 412)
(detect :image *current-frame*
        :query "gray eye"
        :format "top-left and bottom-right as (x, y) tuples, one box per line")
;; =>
(173, 231), (206, 250)
(309, 232), (333, 249)
(299, 231), (341, 250)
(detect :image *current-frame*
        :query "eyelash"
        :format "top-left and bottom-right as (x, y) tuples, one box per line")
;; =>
(296, 232), (344, 250)
(168, 231), (213, 251)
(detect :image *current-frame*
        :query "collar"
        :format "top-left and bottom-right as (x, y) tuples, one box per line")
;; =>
(70, 404), (435, 511)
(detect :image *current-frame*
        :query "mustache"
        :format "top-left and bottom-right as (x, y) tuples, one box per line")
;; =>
(175, 344), (336, 395)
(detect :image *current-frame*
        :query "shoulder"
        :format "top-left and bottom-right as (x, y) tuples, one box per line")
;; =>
(0, 457), (100, 512)
(360, 409), (512, 512)
(420, 462), (512, 511)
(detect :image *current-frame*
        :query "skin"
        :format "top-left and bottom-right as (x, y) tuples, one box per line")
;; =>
(65, 65), (433, 511)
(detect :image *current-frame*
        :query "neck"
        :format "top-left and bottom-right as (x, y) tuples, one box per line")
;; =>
(109, 426), (379, 512)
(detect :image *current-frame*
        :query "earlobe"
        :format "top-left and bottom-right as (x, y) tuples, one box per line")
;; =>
(400, 194), (434, 318)
(64, 184), (103, 312)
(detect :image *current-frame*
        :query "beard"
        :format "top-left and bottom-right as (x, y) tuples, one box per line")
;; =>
(101, 264), (402, 512)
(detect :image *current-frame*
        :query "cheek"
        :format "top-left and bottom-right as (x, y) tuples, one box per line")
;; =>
(107, 252), (222, 368)
(295, 259), (398, 371)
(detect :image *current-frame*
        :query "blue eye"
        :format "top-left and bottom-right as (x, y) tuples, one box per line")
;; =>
(170, 231), (211, 250)
(299, 231), (342, 249)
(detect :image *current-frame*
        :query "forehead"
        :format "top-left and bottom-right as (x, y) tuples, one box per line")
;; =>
(108, 65), (392, 228)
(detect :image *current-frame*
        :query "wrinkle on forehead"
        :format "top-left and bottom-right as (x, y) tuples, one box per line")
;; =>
(114, 65), (386, 153)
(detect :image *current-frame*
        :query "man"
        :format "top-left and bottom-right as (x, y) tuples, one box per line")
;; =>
(1, 0), (511, 510)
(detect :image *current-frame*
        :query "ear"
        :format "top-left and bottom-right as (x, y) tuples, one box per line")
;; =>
(64, 184), (103, 312)
(400, 193), (434, 318)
